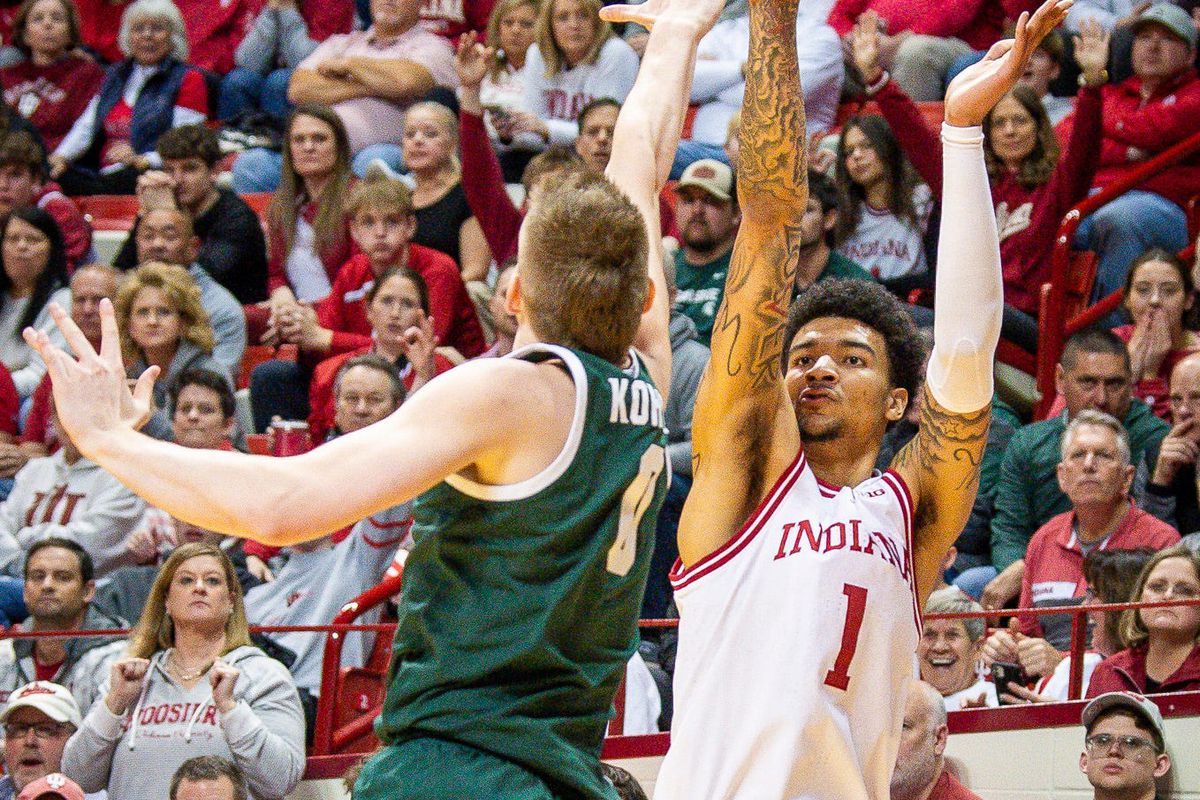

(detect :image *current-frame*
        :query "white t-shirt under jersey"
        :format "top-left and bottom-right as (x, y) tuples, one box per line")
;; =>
(656, 452), (921, 800)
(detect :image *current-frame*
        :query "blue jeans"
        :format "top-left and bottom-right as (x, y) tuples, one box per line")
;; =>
(232, 147), (284, 194)
(670, 140), (730, 181)
(1074, 190), (1190, 324)
(952, 565), (998, 600)
(219, 67), (294, 121)
(351, 144), (405, 178)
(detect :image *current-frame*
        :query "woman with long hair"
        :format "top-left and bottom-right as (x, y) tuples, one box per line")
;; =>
(61, 543), (305, 800)
(0, 0), (105, 153)
(515, 0), (637, 146)
(0, 205), (68, 398)
(477, 0), (541, 181)
(48, 0), (209, 195)
(1115, 249), (1200, 419)
(832, 113), (934, 286)
(851, 16), (1108, 352)
(1087, 545), (1200, 697)
(401, 101), (492, 284)
(115, 262), (229, 439)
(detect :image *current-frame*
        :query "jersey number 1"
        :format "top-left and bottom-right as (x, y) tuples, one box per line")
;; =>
(607, 444), (666, 577)
(824, 583), (868, 691)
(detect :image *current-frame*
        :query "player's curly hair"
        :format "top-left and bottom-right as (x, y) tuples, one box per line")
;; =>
(781, 279), (924, 402)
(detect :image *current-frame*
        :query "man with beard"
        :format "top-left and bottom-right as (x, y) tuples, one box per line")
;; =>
(671, 158), (740, 346)
(890, 680), (981, 800)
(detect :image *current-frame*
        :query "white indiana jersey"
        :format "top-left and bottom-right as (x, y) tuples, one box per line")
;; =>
(655, 450), (921, 800)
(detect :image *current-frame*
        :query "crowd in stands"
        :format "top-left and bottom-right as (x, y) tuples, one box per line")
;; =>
(0, 0), (1188, 795)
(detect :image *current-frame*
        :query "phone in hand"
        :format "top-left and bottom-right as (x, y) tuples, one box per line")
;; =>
(991, 661), (1029, 704)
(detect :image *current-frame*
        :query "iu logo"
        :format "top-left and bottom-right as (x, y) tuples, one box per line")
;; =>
(692, 165), (716, 179)
(356, 693), (372, 711)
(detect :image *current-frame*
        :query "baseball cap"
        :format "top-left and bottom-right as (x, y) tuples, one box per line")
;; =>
(1082, 691), (1166, 751)
(675, 159), (734, 202)
(0, 682), (82, 728)
(16, 773), (85, 800)
(1130, 3), (1198, 49)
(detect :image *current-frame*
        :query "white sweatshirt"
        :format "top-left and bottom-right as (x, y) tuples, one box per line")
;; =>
(520, 36), (639, 145)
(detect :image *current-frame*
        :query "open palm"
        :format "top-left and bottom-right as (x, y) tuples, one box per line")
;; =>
(600, 0), (724, 33)
(944, 0), (1073, 127)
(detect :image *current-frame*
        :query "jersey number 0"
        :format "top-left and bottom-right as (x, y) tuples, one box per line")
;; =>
(607, 444), (666, 577)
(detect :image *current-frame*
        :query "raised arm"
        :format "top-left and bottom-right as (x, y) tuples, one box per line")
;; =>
(891, 0), (1073, 602)
(599, 0), (723, 393)
(676, 0), (807, 567)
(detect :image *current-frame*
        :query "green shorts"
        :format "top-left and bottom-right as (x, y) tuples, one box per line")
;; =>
(352, 738), (559, 799)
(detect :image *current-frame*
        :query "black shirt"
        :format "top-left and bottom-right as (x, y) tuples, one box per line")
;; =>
(412, 182), (471, 268)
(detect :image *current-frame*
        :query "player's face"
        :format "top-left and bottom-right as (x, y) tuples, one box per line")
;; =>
(402, 107), (455, 174)
(366, 273), (426, 352)
(784, 317), (906, 445)
(165, 555), (234, 630)
(551, 0), (597, 67)
(173, 383), (232, 450)
(350, 208), (413, 267)
(1080, 713), (1169, 794)
(335, 365), (399, 433)
(23, 545), (89, 622)
(128, 286), (183, 356)
(987, 95), (1038, 168)
(497, 2), (538, 63)
(1056, 423), (1132, 509)
(841, 126), (884, 189)
(1137, 556), (1200, 640)
(916, 619), (980, 696)
(575, 104), (618, 173)
(1057, 352), (1132, 421)
(675, 187), (738, 253)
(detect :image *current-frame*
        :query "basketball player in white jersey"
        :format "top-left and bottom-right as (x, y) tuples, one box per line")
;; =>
(653, 0), (1073, 798)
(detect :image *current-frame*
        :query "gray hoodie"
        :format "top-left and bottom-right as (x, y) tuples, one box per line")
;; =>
(667, 311), (710, 477)
(61, 645), (305, 800)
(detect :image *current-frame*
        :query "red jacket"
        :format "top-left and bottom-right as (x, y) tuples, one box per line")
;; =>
(876, 79), (1102, 316)
(827, 0), (1037, 50)
(266, 198), (356, 296)
(175, 0), (262, 75)
(1113, 324), (1200, 419)
(36, 183), (91, 272)
(77, 0), (132, 64)
(1018, 505), (1179, 637)
(1089, 68), (1200, 208)
(320, 250), (486, 359)
(1086, 642), (1200, 697)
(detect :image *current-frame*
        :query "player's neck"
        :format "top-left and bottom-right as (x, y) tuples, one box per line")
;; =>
(804, 439), (881, 489)
(1093, 784), (1157, 800)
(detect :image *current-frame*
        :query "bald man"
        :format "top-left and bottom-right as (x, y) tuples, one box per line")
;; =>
(891, 680), (981, 800)
(1144, 351), (1200, 533)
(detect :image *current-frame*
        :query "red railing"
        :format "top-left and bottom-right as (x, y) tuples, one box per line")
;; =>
(1037, 128), (1200, 419)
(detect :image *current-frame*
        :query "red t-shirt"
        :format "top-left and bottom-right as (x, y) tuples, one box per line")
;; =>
(33, 654), (64, 682)
(928, 771), (982, 800)
(175, 0), (262, 75)
(0, 56), (105, 152)
(0, 362), (17, 437)
(101, 69), (208, 164)
(20, 375), (53, 449)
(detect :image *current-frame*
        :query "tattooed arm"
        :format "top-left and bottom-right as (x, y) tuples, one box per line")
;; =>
(892, 0), (1072, 602)
(677, 0), (807, 567)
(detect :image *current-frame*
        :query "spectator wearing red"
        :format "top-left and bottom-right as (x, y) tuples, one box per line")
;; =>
(218, 0), (355, 122)
(1113, 249), (1200, 419)
(1069, 3), (1200, 316)
(1087, 545), (1200, 696)
(419, 0), (493, 41)
(75, 0), (131, 64)
(890, 680), (982, 800)
(0, 132), (90, 271)
(0, 0), (105, 153)
(852, 16), (1107, 349)
(829, 1), (1039, 101)
(308, 266), (453, 441)
(1144, 352), (1200, 534)
(172, 0), (258, 76)
(47, 0), (209, 196)
(1014, 411), (1179, 652)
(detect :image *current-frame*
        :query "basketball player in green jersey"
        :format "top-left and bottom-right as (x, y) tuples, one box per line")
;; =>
(23, 0), (724, 796)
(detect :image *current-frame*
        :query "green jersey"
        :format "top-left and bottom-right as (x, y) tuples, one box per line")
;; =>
(378, 343), (670, 799)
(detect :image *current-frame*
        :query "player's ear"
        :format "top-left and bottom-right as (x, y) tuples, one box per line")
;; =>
(506, 272), (524, 317)
(643, 278), (656, 314)
(884, 387), (907, 423)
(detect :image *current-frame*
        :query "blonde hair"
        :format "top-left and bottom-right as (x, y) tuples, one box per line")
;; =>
(1119, 545), (1200, 649)
(128, 543), (252, 659)
(486, 0), (541, 81)
(404, 101), (461, 180)
(535, 0), (611, 77)
(118, 0), (188, 61)
(115, 262), (214, 364)
(345, 172), (414, 220)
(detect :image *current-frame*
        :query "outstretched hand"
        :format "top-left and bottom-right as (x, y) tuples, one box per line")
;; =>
(944, 0), (1073, 127)
(455, 32), (493, 90)
(22, 300), (158, 454)
(599, 0), (723, 33)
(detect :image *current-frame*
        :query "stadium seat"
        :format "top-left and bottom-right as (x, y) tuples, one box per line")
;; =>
(75, 195), (140, 232)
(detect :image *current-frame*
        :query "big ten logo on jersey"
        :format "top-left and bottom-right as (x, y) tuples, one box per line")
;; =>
(545, 90), (594, 122)
(773, 517), (911, 583)
(608, 377), (664, 428)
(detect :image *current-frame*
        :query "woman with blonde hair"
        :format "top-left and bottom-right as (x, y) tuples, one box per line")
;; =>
(115, 262), (229, 439)
(515, 0), (637, 147)
(476, 0), (541, 180)
(1086, 545), (1200, 697)
(48, 0), (208, 195)
(61, 543), (305, 800)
